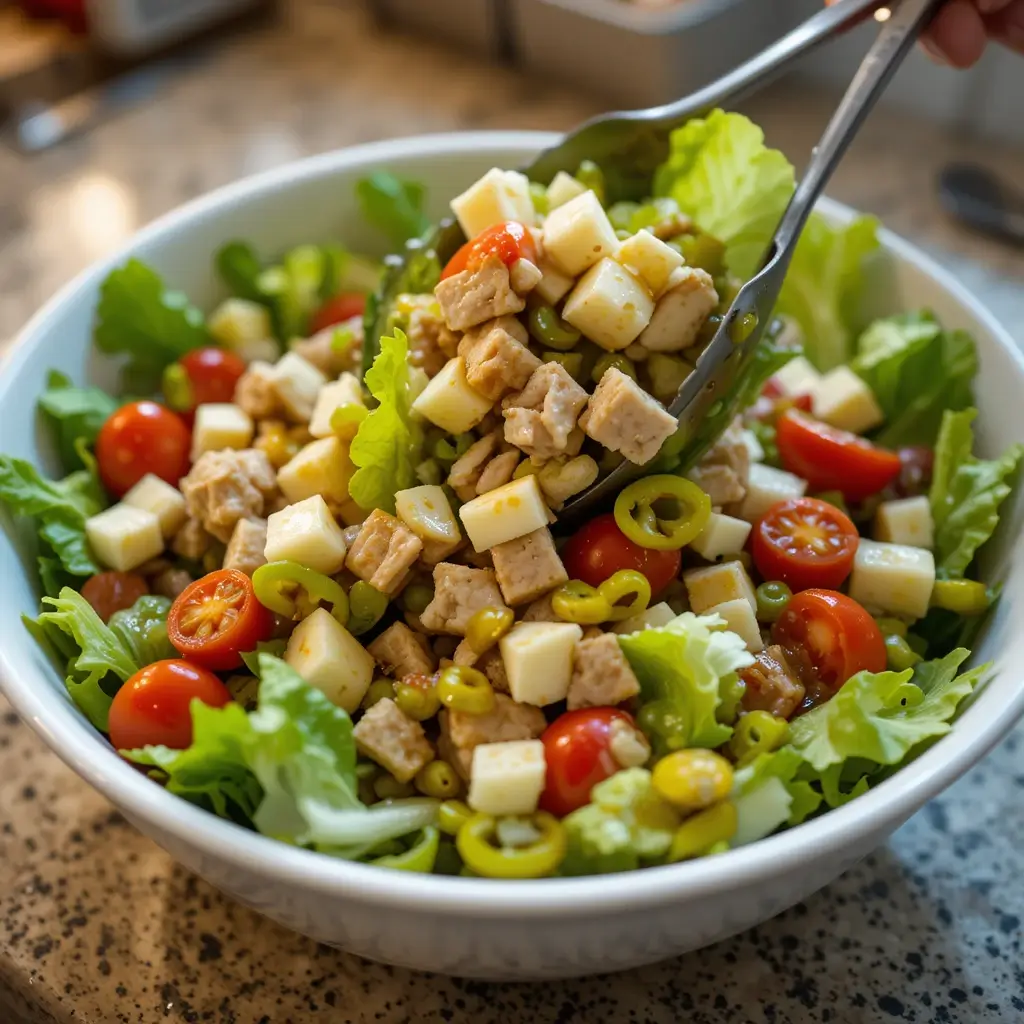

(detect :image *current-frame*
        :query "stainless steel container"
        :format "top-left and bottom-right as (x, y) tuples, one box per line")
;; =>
(508, 0), (783, 109)
(367, 0), (504, 58)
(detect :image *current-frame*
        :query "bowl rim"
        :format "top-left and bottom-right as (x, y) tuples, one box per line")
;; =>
(2, 129), (1023, 919)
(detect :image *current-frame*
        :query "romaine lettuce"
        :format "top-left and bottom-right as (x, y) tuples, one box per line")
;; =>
(731, 746), (822, 846)
(108, 595), (175, 667)
(357, 172), (432, 248)
(38, 370), (118, 475)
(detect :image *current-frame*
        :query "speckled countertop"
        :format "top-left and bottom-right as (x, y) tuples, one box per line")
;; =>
(1, 3), (1023, 1022)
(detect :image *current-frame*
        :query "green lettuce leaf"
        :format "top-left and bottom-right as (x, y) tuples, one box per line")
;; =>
(37, 370), (118, 474)
(732, 747), (822, 845)
(774, 213), (880, 371)
(618, 612), (754, 754)
(357, 172), (431, 248)
(929, 408), (1023, 579)
(653, 110), (796, 280)
(108, 595), (174, 666)
(215, 241), (268, 304)
(240, 639), (288, 677)
(348, 330), (424, 514)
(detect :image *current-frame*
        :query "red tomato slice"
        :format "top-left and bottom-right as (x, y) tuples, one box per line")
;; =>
(179, 347), (247, 408)
(81, 572), (149, 623)
(109, 659), (232, 751)
(771, 589), (886, 696)
(309, 292), (367, 336)
(561, 513), (681, 597)
(167, 569), (273, 671)
(95, 400), (192, 497)
(776, 410), (901, 502)
(441, 221), (538, 280)
(752, 497), (860, 592)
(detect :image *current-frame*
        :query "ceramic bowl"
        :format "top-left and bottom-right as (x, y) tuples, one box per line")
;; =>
(2, 132), (1022, 980)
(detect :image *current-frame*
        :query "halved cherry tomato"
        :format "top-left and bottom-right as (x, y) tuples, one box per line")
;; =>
(177, 347), (247, 409)
(81, 572), (148, 623)
(167, 569), (273, 671)
(771, 589), (885, 696)
(309, 292), (367, 335)
(752, 497), (859, 593)
(561, 513), (681, 597)
(441, 221), (538, 280)
(96, 400), (192, 497)
(540, 707), (640, 817)
(109, 659), (232, 751)
(776, 410), (901, 502)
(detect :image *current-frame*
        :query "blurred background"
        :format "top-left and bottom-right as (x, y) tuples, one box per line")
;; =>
(0, 0), (1021, 345)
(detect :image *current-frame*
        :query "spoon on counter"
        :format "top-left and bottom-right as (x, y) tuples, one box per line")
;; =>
(938, 163), (1024, 247)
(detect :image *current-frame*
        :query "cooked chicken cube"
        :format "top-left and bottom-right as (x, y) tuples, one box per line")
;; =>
(345, 509), (423, 596)
(151, 567), (193, 600)
(292, 318), (363, 377)
(579, 367), (677, 465)
(502, 362), (589, 460)
(475, 451), (520, 495)
(418, 562), (508, 636)
(490, 527), (568, 607)
(234, 361), (283, 421)
(223, 517), (268, 577)
(740, 645), (805, 719)
(476, 646), (510, 693)
(520, 591), (558, 622)
(448, 432), (500, 503)
(171, 517), (212, 561)
(368, 621), (438, 679)
(567, 633), (641, 710)
(403, 294), (460, 377)
(180, 448), (278, 543)
(686, 420), (751, 507)
(636, 267), (719, 352)
(434, 255), (525, 332)
(353, 698), (434, 784)
(439, 694), (546, 779)
(458, 319), (542, 401)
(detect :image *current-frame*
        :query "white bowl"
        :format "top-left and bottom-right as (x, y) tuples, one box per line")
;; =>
(2, 132), (1022, 981)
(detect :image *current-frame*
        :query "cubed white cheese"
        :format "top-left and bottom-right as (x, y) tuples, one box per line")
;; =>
(499, 621), (583, 706)
(395, 484), (461, 546)
(874, 496), (934, 549)
(615, 230), (684, 296)
(234, 337), (281, 366)
(738, 427), (765, 464)
(683, 559), (757, 615)
(770, 356), (822, 397)
(458, 475), (551, 552)
(811, 366), (884, 434)
(848, 539), (935, 621)
(85, 504), (163, 573)
(541, 190), (619, 277)
(611, 601), (677, 635)
(533, 258), (575, 305)
(509, 258), (543, 294)
(122, 473), (187, 538)
(207, 297), (273, 350)
(410, 357), (492, 435)
(450, 168), (536, 239)
(737, 464), (807, 522)
(562, 258), (654, 352)
(546, 171), (587, 210)
(707, 598), (764, 653)
(467, 740), (547, 817)
(689, 512), (753, 563)
(284, 607), (375, 713)
(190, 403), (254, 462)
(276, 436), (353, 507)
(265, 494), (348, 575)
(309, 372), (364, 439)
(269, 352), (327, 422)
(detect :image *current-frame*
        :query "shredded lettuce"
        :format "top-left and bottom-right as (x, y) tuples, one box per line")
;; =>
(732, 747), (822, 846)
(108, 595), (175, 666)
(37, 370), (118, 475)
(653, 110), (796, 280)
(357, 172), (432, 248)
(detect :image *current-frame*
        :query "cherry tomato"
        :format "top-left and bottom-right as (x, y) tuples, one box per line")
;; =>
(776, 410), (901, 502)
(561, 513), (681, 597)
(109, 659), (232, 752)
(96, 400), (192, 497)
(167, 569), (273, 671)
(441, 221), (538, 280)
(771, 589), (886, 696)
(309, 292), (367, 336)
(540, 707), (639, 817)
(81, 572), (149, 623)
(752, 497), (860, 593)
(179, 347), (247, 407)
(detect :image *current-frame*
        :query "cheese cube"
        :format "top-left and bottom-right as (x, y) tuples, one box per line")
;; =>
(562, 258), (654, 352)
(541, 190), (619, 277)
(395, 484), (461, 547)
(269, 353), (327, 422)
(191, 403), (254, 462)
(533, 258), (575, 305)
(689, 512), (753, 563)
(770, 356), (822, 398)
(499, 621), (583, 706)
(450, 168), (536, 239)
(122, 473), (187, 538)
(411, 357), (492, 435)
(546, 171), (588, 210)
(458, 475), (550, 552)
(848, 539), (935, 621)
(811, 366), (884, 435)
(615, 230), (684, 296)
(265, 494), (348, 575)
(737, 464), (807, 522)
(874, 496), (934, 549)
(309, 372), (364, 439)
(467, 740), (547, 817)
(612, 602), (677, 635)
(276, 436), (353, 507)
(738, 428), (765, 464)
(234, 337), (281, 366)
(684, 559), (757, 615)
(707, 598), (764, 653)
(285, 607), (375, 713)
(85, 504), (163, 573)
(208, 298), (273, 350)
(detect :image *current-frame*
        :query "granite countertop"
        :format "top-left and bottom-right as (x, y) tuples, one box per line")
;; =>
(1, 3), (1022, 1021)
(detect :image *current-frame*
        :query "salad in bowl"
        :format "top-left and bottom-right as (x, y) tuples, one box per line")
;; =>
(2, 111), (1019, 882)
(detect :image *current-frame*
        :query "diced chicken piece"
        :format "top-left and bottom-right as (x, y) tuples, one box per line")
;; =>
(475, 451), (520, 495)
(686, 420), (751, 507)
(579, 368), (677, 465)
(740, 645), (805, 720)
(401, 295), (461, 377)
(490, 527), (568, 607)
(440, 694), (546, 780)
(448, 432), (500, 503)
(452, 644), (510, 694)
(223, 517), (268, 577)
(234, 361), (283, 421)
(502, 362), (589, 460)
(292, 317), (363, 377)
(636, 267), (719, 352)
(171, 517), (212, 561)
(353, 698), (434, 784)
(180, 448), (278, 543)
(567, 633), (641, 710)
(418, 562), (508, 636)
(434, 255), (525, 332)
(368, 621), (438, 679)
(520, 591), (558, 622)
(151, 567), (193, 600)
(458, 319), (542, 402)
(345, 509), (423, 596)
(536, 455), (599, 508)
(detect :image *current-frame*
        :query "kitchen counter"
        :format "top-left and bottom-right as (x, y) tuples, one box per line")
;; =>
(1, 3), (1022, 1021)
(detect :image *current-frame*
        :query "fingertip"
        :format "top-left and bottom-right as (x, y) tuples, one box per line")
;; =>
(926, 1), (988, 67)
